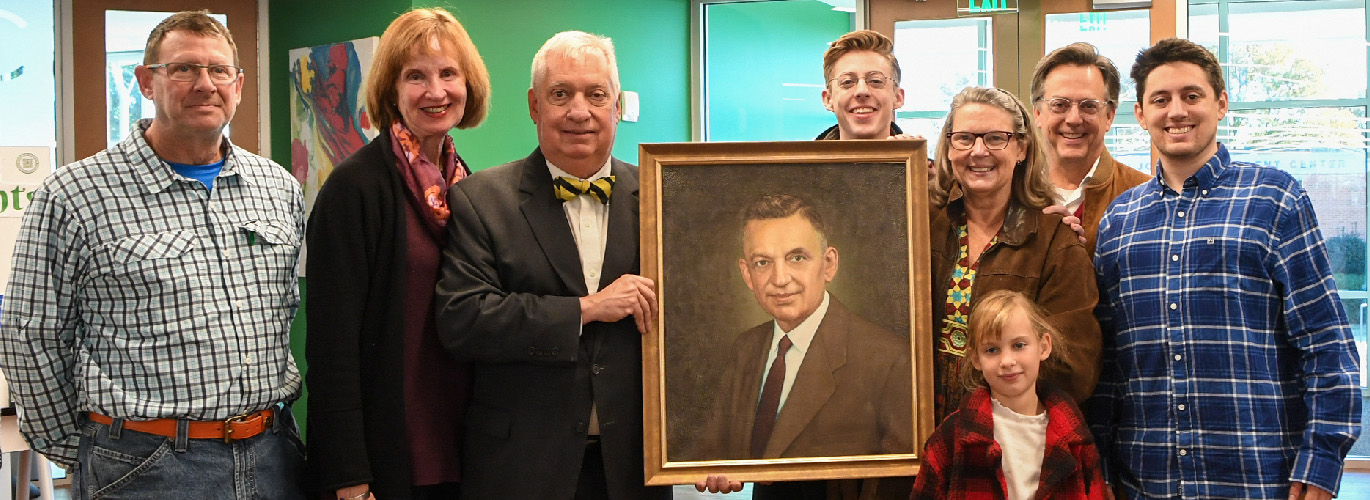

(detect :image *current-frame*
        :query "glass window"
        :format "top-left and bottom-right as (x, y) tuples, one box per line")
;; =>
(0, 1), (57, 149)
(892, 17), (994, 150)
(1189, 0), (1370, 460)
(703, 0), (853, 141)
(1190, 0), (1366, 102)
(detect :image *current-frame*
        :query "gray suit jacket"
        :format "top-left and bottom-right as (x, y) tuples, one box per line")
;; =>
(434, 147), (669, 500)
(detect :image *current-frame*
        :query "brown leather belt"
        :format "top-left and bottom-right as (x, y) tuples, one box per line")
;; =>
(88, 408), (274, 443)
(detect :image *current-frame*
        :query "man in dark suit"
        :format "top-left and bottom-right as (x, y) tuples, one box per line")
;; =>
(434, 31), (670, 500)
(696, 194), (912, 500)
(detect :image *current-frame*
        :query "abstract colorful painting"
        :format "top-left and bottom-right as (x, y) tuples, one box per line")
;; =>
(289, 37), (380, 220)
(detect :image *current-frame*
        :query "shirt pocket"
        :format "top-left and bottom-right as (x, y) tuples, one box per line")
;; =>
(238, 219), (301, 298)
(92, 231), (197, 283)
(87, 231), (200, 331)
(241, 219), (300, 264)
(1189, 225), (1268, 282)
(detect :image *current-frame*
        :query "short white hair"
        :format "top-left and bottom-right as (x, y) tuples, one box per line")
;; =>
(530, 30), (620, 97)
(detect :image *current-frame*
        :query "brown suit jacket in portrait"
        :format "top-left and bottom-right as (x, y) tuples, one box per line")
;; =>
(1078, 149), (1151, 255)
(693, 297), (914, 461)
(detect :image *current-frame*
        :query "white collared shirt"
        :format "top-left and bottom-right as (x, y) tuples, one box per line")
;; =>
(1052, 156), (1100, 213)
(548, 159), (613, 435)
(547, 159), (613, 295)
(759, 292), (831, 413)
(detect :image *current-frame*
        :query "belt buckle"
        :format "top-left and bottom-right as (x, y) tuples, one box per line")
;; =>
(222, 410), (270, 443)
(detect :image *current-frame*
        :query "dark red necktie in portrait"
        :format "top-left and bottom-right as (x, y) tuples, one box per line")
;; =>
(750, 335), (793, 458)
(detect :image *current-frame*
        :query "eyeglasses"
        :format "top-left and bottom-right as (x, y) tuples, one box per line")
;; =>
(830, 71), (896, 91)
(1042, 97), (1109, 116)
(147, 62), (243, 83)
(946, 131), (1018, 150)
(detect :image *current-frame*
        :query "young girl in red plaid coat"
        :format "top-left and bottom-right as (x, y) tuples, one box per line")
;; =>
(911, 290), (1105, 500)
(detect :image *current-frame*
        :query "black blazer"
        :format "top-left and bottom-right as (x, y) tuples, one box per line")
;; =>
(304, 130), (424, 497)
(434, 148), (670, 500)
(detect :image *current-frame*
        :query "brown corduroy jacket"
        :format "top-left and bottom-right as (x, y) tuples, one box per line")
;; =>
(1073, 149), (1151, 255)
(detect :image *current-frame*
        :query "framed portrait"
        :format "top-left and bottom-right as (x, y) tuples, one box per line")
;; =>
(639, 140), (934, 485)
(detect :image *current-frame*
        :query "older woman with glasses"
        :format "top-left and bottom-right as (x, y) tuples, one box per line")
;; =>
(927, 87), (1100, 423)
(304, 7), (489, 500)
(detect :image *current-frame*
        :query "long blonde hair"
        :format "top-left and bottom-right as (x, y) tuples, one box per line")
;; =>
(930, 87), (1053, 210)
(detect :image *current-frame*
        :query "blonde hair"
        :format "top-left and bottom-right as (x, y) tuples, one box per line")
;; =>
(931, 87), (1054, 209)
(959, 290), (1064, 390)
(365, 7), (491, 130)
(822, 30), (901, 87)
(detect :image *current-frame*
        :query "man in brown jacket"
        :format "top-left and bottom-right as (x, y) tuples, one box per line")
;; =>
(1031, 42), (1150, 254)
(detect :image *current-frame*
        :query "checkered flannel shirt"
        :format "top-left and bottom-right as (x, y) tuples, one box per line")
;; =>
(1090, 143), (1361, 498)
(0, 120), (304, 466)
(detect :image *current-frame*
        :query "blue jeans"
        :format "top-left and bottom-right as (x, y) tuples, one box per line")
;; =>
(74, 405), (306, 500)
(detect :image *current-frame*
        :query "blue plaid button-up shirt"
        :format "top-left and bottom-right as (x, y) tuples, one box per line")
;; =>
(0, 120), (304, 466)
(1091, 143), (1361, 499)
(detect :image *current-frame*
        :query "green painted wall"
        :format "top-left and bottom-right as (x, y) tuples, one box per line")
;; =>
(705, 0), (850, 140)
(420, 0), (691, 168)
(268, 0), (411, 436)
(268, 0), (690, 435)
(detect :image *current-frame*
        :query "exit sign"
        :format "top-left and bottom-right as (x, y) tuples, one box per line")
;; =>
(958, 0), (1018, 16)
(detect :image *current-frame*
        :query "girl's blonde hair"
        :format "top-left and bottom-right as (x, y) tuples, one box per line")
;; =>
(959, 290), (1065, 390)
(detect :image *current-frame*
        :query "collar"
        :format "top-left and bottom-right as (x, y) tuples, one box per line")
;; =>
(944, 195), (1038, 247)
(955, 383), (1091, 447)
(1085, 148), (1120, 188)
(814, 121), (905, 141)
(547, 157), (613, 181)
(769, 292), (830, 356)
(125, 119), (239, 194)
(1080, 155), (1100, 185)
(1154, 142), (1230, 193)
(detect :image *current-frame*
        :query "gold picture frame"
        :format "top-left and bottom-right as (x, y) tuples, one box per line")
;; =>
(639, 140), (934, 485)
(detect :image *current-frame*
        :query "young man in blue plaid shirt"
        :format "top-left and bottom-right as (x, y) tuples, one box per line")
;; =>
(1091, 38), (1361, 499)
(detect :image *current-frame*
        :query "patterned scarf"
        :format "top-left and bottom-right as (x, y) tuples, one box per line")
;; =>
(389, 121), (470, 238)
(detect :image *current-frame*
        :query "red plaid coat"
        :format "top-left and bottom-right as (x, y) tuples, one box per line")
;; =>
(911, 384), (1106, 500)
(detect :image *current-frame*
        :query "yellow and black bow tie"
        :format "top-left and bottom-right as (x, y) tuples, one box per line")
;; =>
(553, 176), (616, 204)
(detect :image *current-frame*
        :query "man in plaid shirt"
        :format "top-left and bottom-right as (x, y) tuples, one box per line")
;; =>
(0, 11), (305, 498)
(1090, 38), (1361, 499)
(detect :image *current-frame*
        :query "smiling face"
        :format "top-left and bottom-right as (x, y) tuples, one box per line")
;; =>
(395, 38), (468, 154)
(822, 51), (905, 140)
(949, 103), (1027, 203)
(529, 51), (618, 178)
(738, 214), (839, 332)
(136, 29), (242, 141)
(970, 310), (1052, 410)
(1135, 61), (1228, 171)
(1033, 64), (1115, 170)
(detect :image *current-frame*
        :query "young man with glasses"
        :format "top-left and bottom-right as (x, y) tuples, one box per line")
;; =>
(1029, 42), (1149, 254)
(0, 11), (306, 498)
(816, 30), (907, 141)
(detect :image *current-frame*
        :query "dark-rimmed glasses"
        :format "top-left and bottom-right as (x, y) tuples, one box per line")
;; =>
(946, 131), (1019, 150)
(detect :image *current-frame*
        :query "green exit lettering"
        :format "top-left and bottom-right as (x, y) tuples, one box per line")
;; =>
(968, 0), (1009, 11)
